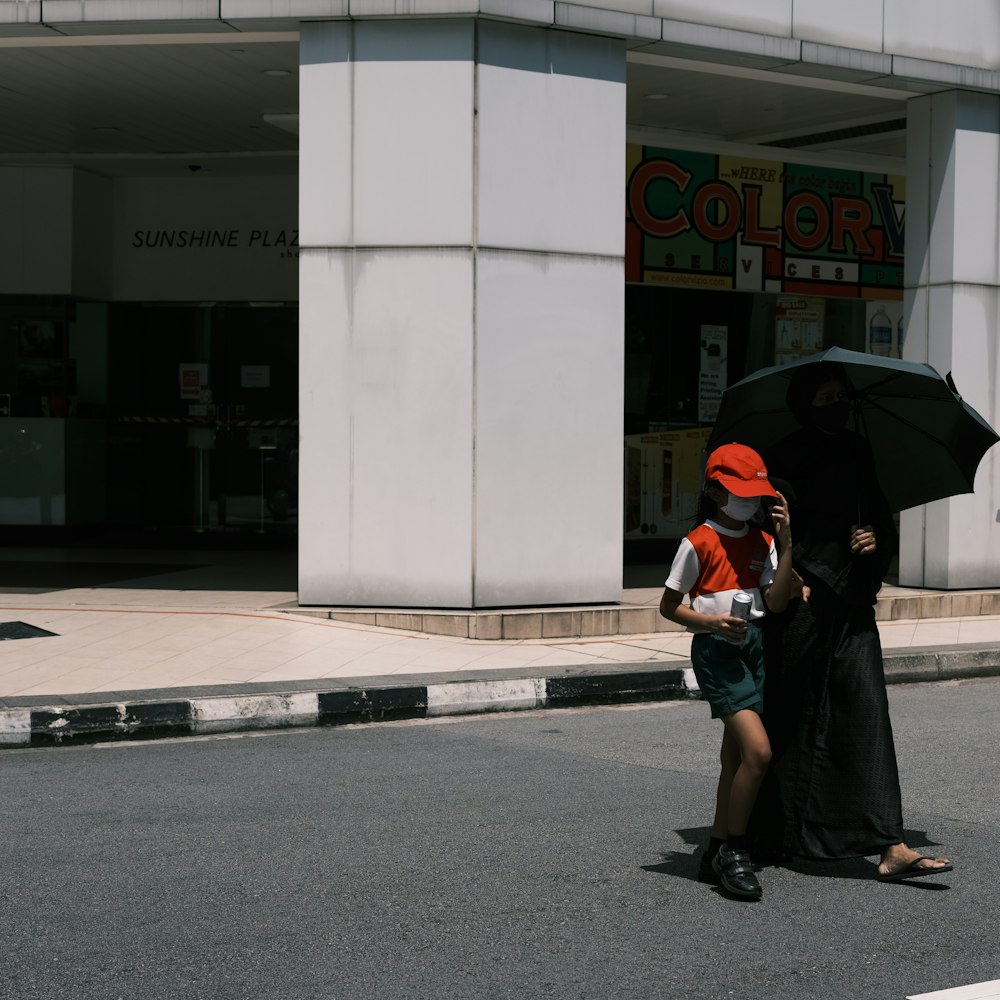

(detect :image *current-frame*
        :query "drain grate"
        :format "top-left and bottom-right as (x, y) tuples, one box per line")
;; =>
(0, 621), (58, 640)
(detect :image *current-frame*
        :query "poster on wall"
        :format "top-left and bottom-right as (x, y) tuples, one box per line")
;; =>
(774, 296), (825, 366)
(17, 320), (61, 358)
(623, 428), (714, 539)
(698, 325), (727, 423)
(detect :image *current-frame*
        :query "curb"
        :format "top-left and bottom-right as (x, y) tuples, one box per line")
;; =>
(3, 644), (1000, 749)
(0, 669), (694, 748)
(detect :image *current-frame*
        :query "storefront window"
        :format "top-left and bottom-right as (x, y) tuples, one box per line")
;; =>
(0, 297), (95, 527)
(624, 144), (905, 542)
(0, 297), (297, 537)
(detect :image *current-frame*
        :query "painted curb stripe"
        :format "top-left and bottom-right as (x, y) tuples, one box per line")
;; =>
(426, 679), (546, 717)
(28, 701), (195, 745)
(0, 709), (31, 746)
(682, 668), (699, 695)
(191, 693), (319, 733)
(31, 705), (127, 746)
(545, 670), (690, 705)
(318, 687), (428, 724)
(123, 701), (194, 736)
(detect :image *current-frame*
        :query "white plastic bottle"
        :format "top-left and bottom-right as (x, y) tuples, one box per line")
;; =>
(870, 306), (892, 357)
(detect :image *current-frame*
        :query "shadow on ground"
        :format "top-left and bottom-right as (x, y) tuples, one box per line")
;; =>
(642, 827), (951, 890)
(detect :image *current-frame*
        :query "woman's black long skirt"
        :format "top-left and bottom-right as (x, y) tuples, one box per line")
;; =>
(754, 585), (905, 860)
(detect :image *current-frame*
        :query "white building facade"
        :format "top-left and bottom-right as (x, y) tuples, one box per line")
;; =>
(0, 0), (998, 603)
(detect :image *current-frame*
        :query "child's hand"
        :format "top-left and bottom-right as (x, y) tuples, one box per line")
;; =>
(770, 490), (792, 547)
(710, 613), (749, 643)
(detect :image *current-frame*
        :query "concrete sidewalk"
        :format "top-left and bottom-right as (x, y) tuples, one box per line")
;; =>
(2, 545), (1000, 746)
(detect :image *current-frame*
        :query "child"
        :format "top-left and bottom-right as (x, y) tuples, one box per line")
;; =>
(659, 442), (793, 901)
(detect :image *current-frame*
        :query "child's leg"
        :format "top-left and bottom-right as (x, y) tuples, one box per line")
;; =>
(711, 726), (741, 840)
(699, 727), (742, 882)
(721, 708), (772, 838)
(711, 709), (772, 899)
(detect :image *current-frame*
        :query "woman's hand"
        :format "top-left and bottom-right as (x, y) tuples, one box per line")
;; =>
(788, 570), (808, 602)
(850, 524), (877, 555)
(769, 490), (792, 549)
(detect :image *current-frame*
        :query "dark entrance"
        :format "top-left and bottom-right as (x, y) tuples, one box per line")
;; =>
(108, 302), (298, 539)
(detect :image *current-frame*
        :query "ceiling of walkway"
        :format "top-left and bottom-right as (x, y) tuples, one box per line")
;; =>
(0, 31), (913, 178)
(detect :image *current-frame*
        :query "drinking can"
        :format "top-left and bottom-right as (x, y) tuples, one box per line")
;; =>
(730, 592), (754, 621)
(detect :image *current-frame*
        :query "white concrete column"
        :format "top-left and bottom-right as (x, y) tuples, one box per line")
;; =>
(298, 19), (625, 607)
(900, 91), (1000, 588)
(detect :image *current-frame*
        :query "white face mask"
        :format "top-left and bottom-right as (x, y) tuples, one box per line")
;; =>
(720, 495), (759, 522)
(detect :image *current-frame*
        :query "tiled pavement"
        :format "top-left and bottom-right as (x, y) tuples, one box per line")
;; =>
(2, 546), (999, 702)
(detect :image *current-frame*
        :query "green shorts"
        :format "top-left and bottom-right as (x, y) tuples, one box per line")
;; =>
(689, 624), (765, 719)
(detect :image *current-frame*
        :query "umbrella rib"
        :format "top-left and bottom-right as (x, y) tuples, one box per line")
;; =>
(847, 369), (950, 399)
(859, 390), (953, 403)
(848, 369), (950, 403)
(857, 395), (957, 442)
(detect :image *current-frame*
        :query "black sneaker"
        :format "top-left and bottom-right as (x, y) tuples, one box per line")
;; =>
(697, 849), (719, 884)
(712, 844), (763, 900)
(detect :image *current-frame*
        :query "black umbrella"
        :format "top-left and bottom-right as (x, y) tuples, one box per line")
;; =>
(707, 346), (999, 512)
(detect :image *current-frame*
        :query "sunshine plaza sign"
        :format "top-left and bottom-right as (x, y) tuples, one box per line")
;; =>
(625, 146), (904, 299)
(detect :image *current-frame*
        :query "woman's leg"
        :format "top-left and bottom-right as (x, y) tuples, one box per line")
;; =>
(878, 844), (952, 877)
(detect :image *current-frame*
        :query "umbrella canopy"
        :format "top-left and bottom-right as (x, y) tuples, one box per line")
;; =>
(707, 346), (999, 512)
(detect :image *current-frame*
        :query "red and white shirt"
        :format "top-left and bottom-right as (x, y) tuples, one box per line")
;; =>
(665, 520), (777, 633)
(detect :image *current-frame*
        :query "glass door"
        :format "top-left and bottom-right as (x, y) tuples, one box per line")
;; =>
(207, 304), (298, 534)
(108, 302), (298, 539)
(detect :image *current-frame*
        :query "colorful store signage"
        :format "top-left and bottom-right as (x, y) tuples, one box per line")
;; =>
(626, 146), (904, 299)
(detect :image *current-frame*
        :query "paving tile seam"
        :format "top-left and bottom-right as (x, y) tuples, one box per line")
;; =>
(1, 606), (451, 642)
(1, 605), (329, 623)
(12, 606), (995, 647)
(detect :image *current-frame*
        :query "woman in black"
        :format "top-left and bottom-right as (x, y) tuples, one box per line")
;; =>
(753, 361), (952, 881)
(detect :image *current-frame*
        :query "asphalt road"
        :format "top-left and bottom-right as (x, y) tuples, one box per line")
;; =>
(3, 677), (998, 1000)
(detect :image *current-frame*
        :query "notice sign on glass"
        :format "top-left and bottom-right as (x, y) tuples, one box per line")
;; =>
(179, 363), (208, 400)
(240, 365), (271, 388)
(698, 325), (727, 423)
(774, 296), (825, 366)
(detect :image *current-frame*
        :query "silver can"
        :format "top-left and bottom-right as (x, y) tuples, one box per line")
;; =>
(730, 592), (754, 621)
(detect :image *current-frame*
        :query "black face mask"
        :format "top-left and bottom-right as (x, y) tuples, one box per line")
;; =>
(810, 400), (851, 432)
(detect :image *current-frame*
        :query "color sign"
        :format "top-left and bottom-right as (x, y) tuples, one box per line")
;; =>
(626, 146), (904, 300)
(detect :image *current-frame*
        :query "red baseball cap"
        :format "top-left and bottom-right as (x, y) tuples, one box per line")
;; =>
(704, 443), (778, 498)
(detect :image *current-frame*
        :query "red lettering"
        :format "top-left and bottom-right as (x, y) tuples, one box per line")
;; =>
(830, 197), (874, 254)
(784, 192), (830, 251)
(692, 181), (741, 241)
(627, 161), (692, 238)
(741, 258), (753, 273)
(743, 187), (781, 247)
(787, 262), (798, 276)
